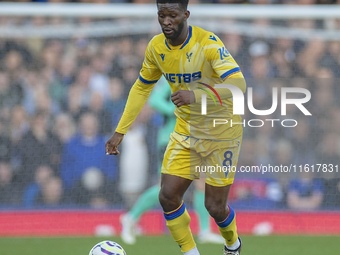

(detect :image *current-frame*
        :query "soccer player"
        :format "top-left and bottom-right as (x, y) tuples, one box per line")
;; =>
(106, 1), (246, 254)
(120, 76), (224, 245)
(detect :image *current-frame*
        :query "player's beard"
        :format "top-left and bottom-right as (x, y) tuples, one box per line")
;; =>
(164, 21), (185, 41)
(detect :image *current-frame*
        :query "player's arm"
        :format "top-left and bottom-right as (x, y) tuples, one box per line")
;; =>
(106, 40), (162, 155)
(106, 79), (157, 155)
(115, 79), (157, 134)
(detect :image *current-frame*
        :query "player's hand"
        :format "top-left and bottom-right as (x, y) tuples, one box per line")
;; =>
(171, 90), (195, 107)
(105, 132), (124, 155)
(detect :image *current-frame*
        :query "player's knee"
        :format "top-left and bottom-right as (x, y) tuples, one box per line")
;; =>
(159, 188), (182, 212)
(205, 200), (227, 221)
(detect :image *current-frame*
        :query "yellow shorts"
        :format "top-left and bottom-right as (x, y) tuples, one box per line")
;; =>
(161, 132), (242, 187)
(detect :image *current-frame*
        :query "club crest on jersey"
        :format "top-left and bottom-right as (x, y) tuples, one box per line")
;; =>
(218, 47), (230, 60)
(160, 53), (165, 61)
(186, 52), (193, 62)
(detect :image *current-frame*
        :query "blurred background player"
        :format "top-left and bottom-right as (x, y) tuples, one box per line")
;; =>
(120, 77), (224, 245)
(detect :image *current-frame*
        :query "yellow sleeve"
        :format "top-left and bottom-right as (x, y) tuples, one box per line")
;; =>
(116, 38), (162, 134)
(205, 34), (241, 80)
(193, 34), (246, 102)
(139, 38), (162, 84)
(115, 79), (156, 134)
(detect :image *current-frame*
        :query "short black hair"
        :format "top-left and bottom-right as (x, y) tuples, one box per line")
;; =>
(156, 0), (189, 10)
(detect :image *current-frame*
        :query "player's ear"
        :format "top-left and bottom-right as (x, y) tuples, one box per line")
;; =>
(184, 10), (190, 20)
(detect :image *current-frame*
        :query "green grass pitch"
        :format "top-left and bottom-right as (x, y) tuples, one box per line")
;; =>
(0, 235), (338, 255)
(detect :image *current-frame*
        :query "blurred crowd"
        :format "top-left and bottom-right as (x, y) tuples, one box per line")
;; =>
(1, 0), (340, 4)
(0, 5), (339, 211)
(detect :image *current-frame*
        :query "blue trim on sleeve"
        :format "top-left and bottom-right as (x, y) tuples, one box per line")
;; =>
(221, 67), (241, 80)
(164, 203), (186, 221)
(216, 206), (235, 228)
(180, 26), (192, 50)
(138, 75), (158, 85)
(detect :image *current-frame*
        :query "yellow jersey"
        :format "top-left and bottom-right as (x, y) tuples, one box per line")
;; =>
(116, 25), (246, 140)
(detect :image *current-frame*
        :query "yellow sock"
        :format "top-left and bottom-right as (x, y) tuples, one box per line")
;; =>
(216, 205), (238, 246)
(164, 202), (196, 253)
